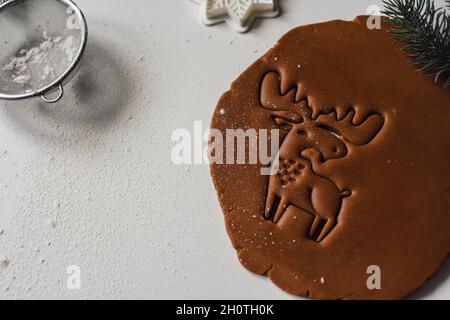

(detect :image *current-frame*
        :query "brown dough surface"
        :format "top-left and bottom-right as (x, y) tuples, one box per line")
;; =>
(210, 16), (450, 300)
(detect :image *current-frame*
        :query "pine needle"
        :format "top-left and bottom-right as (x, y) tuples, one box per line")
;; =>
(382, 0), (450, 86)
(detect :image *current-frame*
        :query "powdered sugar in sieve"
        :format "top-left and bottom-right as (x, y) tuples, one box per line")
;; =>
(0, 0), (87, 103)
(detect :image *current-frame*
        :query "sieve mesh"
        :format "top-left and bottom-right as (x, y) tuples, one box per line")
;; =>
(0, 0), (86, 100)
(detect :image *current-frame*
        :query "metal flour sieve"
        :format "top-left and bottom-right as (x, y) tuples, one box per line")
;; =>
(0, 0), (87, 103)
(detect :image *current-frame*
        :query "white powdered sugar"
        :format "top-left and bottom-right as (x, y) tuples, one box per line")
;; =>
(2, 31), (78, 87)
(11, 74), (31, 86)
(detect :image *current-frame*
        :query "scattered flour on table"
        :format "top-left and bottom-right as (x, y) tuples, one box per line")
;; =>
(2, 31), (78, 87)
(0, 257), (10, 269)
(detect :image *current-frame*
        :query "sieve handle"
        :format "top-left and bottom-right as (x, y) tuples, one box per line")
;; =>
(41, 84), (64, 103)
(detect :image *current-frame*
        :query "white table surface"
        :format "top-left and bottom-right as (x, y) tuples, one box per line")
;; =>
(0, 0), (448, 300)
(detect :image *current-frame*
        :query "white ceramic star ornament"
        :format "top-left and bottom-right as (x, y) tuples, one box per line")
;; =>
(201, 0), (280, 33)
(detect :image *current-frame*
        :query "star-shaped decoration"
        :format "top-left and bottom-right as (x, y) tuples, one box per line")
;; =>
(201, 0), (280, 33)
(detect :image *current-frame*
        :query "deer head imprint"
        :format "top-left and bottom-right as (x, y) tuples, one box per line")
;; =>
(260, 72), (384, 242)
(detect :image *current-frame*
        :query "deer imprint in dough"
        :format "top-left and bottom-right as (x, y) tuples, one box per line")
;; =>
(260, 72), (384, 242)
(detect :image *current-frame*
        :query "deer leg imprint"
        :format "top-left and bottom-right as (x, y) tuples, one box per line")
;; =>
(264, 193), (277, 220)
(316, 218), (337, 242)
(309, 216), (322, 239)
(265, 194), (290, 223)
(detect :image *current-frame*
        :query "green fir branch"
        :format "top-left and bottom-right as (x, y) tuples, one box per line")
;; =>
(382, 0), (450, 86)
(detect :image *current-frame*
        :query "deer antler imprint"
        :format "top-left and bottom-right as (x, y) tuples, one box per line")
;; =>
(260, 72), (384, 242)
